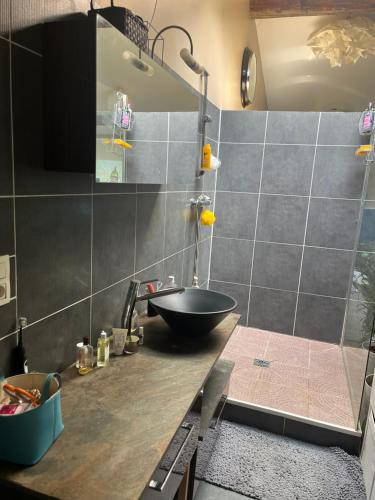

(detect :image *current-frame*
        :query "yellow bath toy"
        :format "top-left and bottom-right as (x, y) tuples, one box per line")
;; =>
(103, 138), (133, 150)
(355, 144), (373, 156)
(200, 209), (216, 226)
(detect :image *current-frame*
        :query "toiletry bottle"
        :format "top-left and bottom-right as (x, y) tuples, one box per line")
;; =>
(201, 143), (212, 170)
(97, 331), (110, 367)
(12, 317), (28, 375)
(138, 326), (144, 346)
(192, 276), (199, 288)
(76, 337), (94, 374)
(110, 167), (119, 183)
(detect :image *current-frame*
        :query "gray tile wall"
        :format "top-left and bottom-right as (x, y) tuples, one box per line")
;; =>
(0, 1), (219, 376)
(210, 111), (366, 344)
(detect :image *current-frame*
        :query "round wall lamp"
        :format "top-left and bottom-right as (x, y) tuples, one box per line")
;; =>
(241, 47), (257, 108)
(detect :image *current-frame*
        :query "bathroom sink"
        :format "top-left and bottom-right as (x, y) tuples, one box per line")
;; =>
(150, 288), (237, 336)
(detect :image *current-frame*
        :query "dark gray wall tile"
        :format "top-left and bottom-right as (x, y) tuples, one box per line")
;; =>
(182, 245), (195, 287)
(252, 242), (302, 291)
(257, 195), (308, 244)
(358, 204), (375, 252)
(93, 194), (136, 292)
(198, 238), (211, 286)
(135, 193), (165, 272)
(220, 111), (267, 143)
(0, 300), (16, 340)
(217, 143), (263, 193)
(366, 166), (375, 201)
(24, 299), (90, 373)
(169, 112), (199, 142)
(167, 142), (199, 185)
(266, 112), (319, 145)
(312, 147), (365, 199)
(206, 101), (220, 142)
(93, 182), (136, 194)
(261, 145), (315, 196)
(16, 196), (91, 324)
(210, 237), (252, 285)
(91, 278), (131, 346)
(209, 280), (249, 325)
(164, 192), (187, 256)
(0, 38), (12, 195)
(183, 238), (211, 287)
(295, 294), (345, 343)
(12, 45), (92, 195)
(163, 251), (183, 287)
(127, 112), (168, 141)
(0, 198), (14, 254)
(300, 247), (353, 298)
(306, 198), (361, 250)
(203, 166), (217, 192)
(214, 192), (258, 239)
(318, 112), (365, 146)
(0, 332), (17, 377)
(126, 141), (168, 184)
(248, 286), (297, 334)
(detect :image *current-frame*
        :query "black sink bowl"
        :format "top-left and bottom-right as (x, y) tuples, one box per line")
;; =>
(150, 288), (237, 336)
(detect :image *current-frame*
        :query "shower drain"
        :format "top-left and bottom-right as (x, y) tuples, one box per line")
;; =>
(253, 358), (271, 368)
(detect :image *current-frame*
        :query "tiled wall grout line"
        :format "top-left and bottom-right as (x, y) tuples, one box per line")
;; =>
(212, 236), (357, 253)
(220, 141), (361, 148)
(134, 185), (138, 275)
(210, 279), (347, 301)
(89, 175), (94, 343)
(207, 110), (222, 288)
(214, 191), (361, 202)
(9, 29), (18, 327)
(10, 40), (42, 57)
(245, 111), (269, 326)
(0, 238), (209, 343)
(292, 113), (322, 336)
(161, 114), (170, 262)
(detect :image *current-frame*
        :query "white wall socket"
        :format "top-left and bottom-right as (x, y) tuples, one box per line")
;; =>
(0, 255), (10, 306)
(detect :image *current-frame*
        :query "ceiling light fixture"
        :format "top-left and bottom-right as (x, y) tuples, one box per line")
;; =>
(307, 17), (375, 68)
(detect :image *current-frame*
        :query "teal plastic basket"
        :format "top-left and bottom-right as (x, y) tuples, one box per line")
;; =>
(0, 372), (64, 465)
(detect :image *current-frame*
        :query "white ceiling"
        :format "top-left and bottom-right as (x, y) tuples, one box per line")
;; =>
(255, 15), (375, 111)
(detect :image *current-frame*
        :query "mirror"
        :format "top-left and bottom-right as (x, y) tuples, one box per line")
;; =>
(95, 15), (200, 184)
(241, 47), (257, 108)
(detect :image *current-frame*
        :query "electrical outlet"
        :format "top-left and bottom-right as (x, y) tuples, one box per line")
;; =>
(0, 255), (10, 306)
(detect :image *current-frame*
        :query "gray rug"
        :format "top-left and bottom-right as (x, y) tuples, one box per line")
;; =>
(201, 421), (366, 500)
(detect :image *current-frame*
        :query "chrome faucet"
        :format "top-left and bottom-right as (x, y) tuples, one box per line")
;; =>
(121, 279), (185, 335)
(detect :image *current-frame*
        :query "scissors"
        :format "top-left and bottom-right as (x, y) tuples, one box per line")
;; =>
(3, 384), (40, 407)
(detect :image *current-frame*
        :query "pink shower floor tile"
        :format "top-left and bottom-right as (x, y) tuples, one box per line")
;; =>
(221, 326), (356, 429)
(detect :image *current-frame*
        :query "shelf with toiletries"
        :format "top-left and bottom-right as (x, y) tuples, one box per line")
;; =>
(43, 12), (203, 184)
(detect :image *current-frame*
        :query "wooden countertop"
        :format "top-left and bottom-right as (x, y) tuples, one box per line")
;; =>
(0, 313), (239, 500)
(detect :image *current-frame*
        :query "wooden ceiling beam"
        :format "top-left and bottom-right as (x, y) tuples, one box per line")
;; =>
(249, 0), (375, 18)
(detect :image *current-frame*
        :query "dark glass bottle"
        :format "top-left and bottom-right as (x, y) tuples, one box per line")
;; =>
(11, 317), (28, 375)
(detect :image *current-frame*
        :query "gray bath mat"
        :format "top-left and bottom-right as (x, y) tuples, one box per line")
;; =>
(202, 421), (366, 500)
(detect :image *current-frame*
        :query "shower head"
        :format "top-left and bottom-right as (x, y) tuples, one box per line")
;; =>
(180, 48), (208, 75)
(122, 51), (155, 77)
